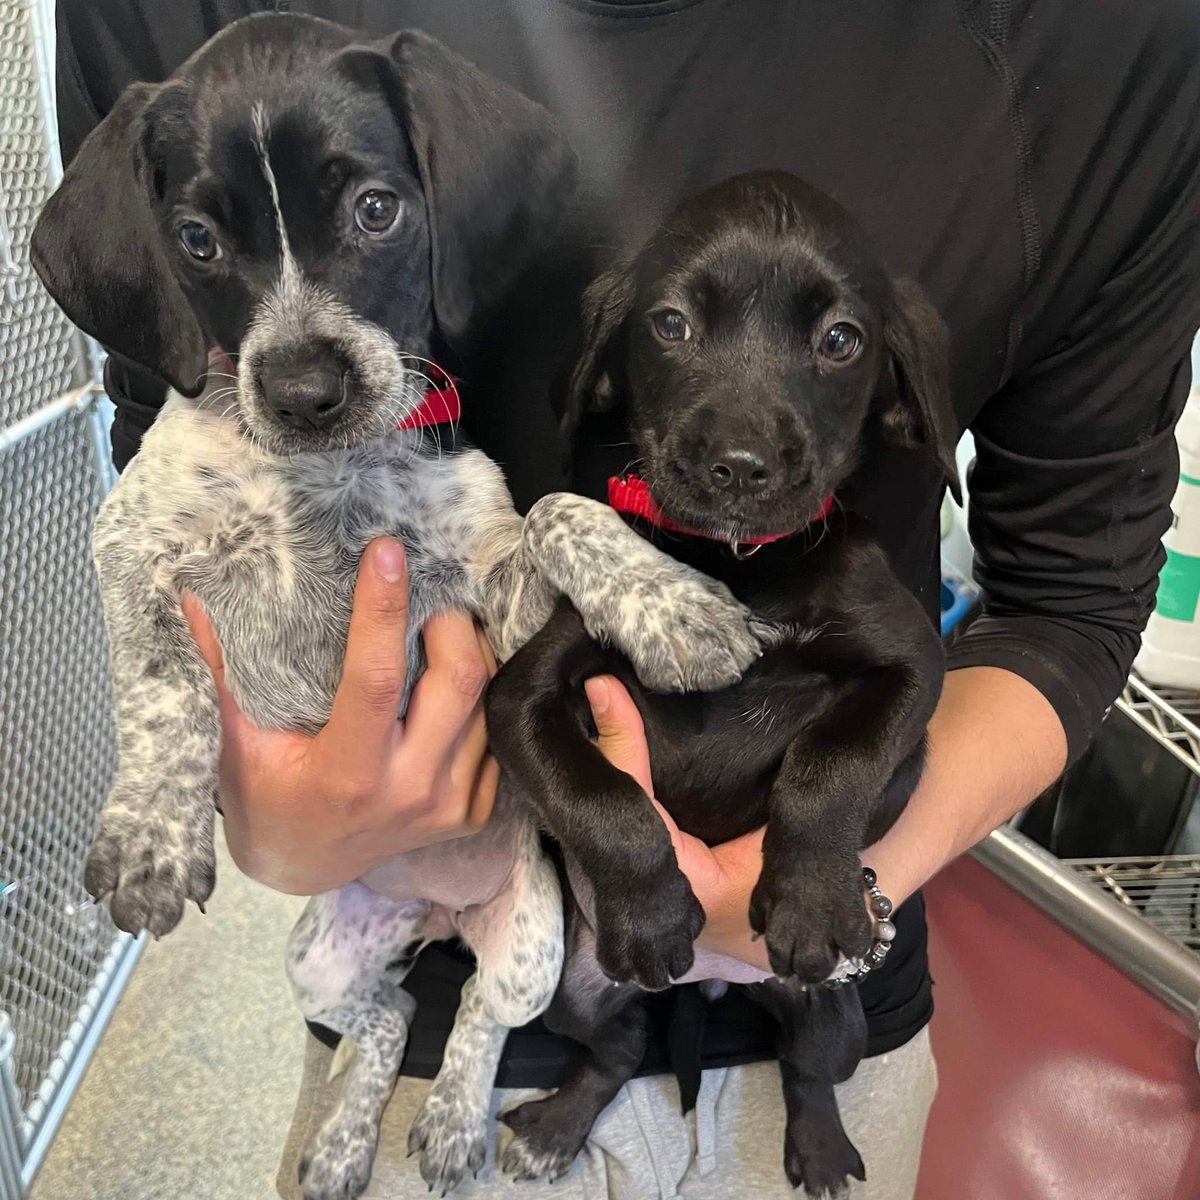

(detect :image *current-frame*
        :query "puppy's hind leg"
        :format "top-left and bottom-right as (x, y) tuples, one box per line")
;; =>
(749, 977), (868, 1200)
(500, 909), (646, 1183)
(407, 819), (563, 1195)
(287, 886), (429, 1200)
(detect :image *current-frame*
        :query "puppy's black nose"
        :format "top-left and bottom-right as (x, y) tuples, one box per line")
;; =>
(709, 443), (772, 493)
(262, 364), (347, 431)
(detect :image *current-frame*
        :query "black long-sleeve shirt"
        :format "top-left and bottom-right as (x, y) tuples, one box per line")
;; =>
(54, 0), (1200, 1080)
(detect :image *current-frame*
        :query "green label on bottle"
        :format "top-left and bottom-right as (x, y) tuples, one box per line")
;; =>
(1156, 547), (1200, 621)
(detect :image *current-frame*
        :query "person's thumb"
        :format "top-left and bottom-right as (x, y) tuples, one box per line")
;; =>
(325, 538), (411, 755)
(586, 676), (703, 870)
(585, 675), (654, 797)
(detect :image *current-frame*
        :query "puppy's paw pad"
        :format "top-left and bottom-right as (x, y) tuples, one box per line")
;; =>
(599, 571), (762, 694)
(299, 1120), (377, 1200)
(407, 1092), (487, 1195)
(86, 819), (215, 938)
(499, 1101), (579, 1183)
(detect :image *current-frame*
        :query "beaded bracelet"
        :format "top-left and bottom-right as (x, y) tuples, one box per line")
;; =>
(824, 866), (897, 988)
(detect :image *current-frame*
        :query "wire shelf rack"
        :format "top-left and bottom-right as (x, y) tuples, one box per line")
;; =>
(1113, 672), (1200, 776)
(1061, 672), (1200, 963)
(1063, 855), (1200, 955)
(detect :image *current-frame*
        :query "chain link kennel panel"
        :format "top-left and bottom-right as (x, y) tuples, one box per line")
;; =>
(1, 1), (143, 1194)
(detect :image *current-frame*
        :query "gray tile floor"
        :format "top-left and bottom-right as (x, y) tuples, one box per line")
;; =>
(29, 838), (307, 1200)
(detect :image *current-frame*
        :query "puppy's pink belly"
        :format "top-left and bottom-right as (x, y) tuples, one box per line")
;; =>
(359, 813), (521, 912)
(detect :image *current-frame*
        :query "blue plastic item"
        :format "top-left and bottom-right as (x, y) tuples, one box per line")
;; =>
(940, 577), (973, 636)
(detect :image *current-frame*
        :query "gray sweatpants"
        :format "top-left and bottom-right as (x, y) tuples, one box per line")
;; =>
(276, 1026), (936, 1200)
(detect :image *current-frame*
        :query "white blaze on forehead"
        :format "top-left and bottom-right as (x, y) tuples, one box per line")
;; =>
(251, 101), (300, 289)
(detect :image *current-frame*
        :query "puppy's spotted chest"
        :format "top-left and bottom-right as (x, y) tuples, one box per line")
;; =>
(108, 389), (524, 736)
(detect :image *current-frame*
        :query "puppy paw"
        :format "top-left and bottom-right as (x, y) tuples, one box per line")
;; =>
(594, 870), (705, 990)
(594, 569), (763, 693)
(84, 792), (216, 937)
(499, 1097), (586, 1183)
(407, 1084), (488, 1195)
(298, 1117), (378, 1200)
(784, 1115), (866, 1198)
(749, 857), (870, 984)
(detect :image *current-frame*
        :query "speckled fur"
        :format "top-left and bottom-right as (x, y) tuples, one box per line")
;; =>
(80, 26), (761, 1191)
(90, 370), (760, 1199)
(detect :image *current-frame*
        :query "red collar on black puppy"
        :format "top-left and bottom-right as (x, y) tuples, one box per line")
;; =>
(606, 473), (834, 558)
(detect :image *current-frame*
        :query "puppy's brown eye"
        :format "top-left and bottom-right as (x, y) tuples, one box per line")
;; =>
(179, 221), (220, 261)
(354, 189), (401, 235)
(819, 322), (862, 363)
(652, 310), (692, 342)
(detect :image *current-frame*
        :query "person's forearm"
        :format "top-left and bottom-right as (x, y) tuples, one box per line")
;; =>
(860, 665), (1067, 907)
(695, 665), (1069, 966)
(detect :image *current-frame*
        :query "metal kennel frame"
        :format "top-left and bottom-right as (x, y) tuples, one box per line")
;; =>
(0, 2), (144, 1196)
(1064, 855), (1200, 954)
(1055, 674), (1200, 962)
(981, 670), (1200, 1064)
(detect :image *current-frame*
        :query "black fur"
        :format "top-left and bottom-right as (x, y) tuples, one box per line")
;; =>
(488, 172), (958, 1197)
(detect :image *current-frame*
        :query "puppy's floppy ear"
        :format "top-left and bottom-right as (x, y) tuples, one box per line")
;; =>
(560, 262), (636, 446)
(881, 277), (962, 503)
(352, 31), (577, 350)
(30, 82), (207, 396)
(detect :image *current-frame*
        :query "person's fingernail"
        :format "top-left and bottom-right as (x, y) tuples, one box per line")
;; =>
(585, 677), (611, 715)
(374, 539), (405, 583)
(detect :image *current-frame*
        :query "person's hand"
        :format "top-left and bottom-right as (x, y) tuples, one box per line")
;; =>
(181, 537), (499, 895)
(584, 675), (771, 973)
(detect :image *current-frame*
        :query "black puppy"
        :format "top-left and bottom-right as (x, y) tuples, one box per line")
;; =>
(487, 172), (960, 1196)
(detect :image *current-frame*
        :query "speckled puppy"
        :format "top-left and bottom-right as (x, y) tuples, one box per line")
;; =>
(30, 15), (761, 1200)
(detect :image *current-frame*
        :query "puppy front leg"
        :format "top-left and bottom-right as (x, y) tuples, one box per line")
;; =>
(523, 493), (763, 692)
(751, 658), (936, 982)
(487, 602), (705, 990)
(87, 512), (220, 936)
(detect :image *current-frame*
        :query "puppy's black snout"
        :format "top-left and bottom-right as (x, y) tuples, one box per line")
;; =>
(708, 443), (772, 493)
(262, 363), (347, 431)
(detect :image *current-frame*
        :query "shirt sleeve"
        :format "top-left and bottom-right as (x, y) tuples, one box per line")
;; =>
(947, 157), (1200, 764)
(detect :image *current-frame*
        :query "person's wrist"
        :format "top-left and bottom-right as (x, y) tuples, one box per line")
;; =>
(859, 832), (923, 915)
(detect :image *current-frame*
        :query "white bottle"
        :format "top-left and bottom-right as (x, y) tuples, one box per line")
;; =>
(1136, 388), (1200, 689)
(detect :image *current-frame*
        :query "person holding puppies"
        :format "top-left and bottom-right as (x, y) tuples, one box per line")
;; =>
(55, 1), (1200, 1197)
